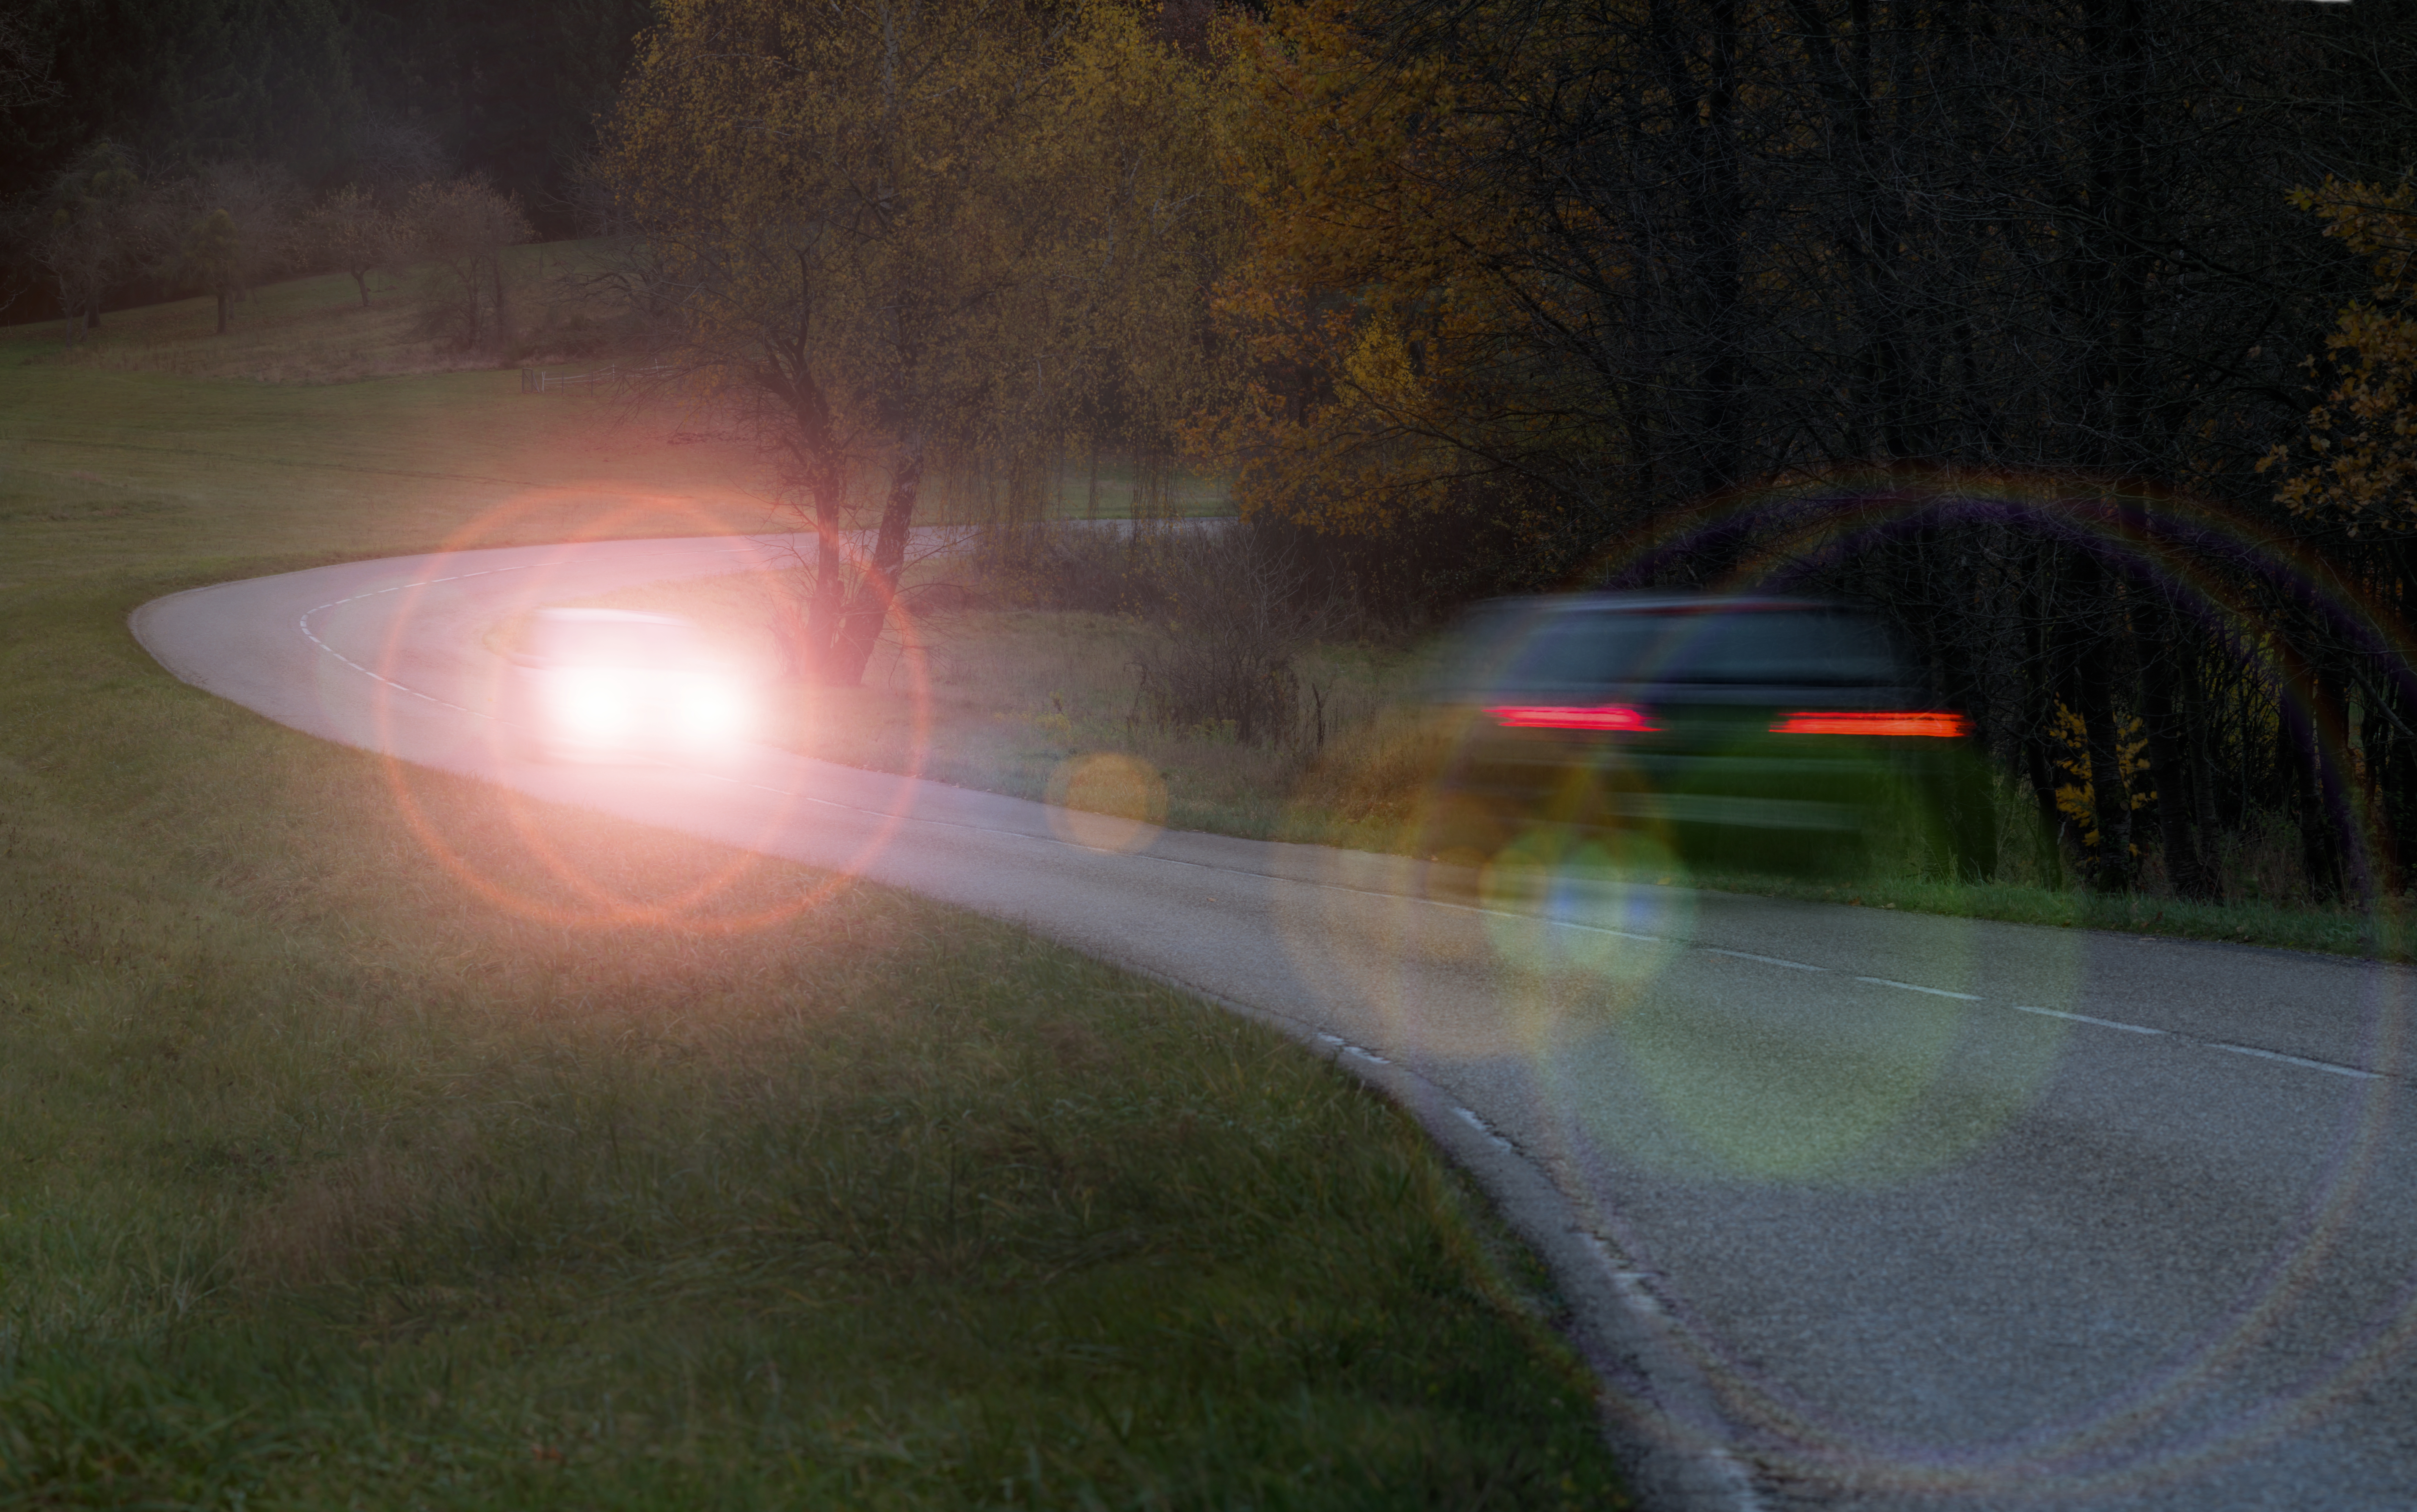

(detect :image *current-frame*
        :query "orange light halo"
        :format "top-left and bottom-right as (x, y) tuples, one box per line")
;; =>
(369, 489), (936, 934)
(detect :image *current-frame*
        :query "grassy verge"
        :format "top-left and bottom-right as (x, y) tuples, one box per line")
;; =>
(0, 319), (1629, 1506)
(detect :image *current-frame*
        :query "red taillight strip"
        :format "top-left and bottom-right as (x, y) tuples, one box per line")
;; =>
(1772, 710), (1970, 738)
(1486, 704), (1659, 732)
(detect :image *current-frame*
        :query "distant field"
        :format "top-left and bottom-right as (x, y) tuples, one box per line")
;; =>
(0, 286), (1628, 1508)
(6, 239), (1230, 521)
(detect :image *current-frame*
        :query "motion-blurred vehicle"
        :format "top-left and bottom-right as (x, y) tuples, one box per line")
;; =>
(1424, 594), (1987, 877)
(501, 608), (752, 763)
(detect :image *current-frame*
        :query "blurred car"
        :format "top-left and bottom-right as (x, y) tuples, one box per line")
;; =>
(500, 608), (753, 763)
(1423, 594), (1985, 876)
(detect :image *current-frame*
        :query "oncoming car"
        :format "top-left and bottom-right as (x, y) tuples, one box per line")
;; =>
(500, 608), (753, 763)
(1423, 594), (1989, 878)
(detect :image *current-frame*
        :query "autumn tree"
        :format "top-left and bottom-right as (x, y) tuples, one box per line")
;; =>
(2263, 179), (2417, 536)
(601, 0), (1231, 686)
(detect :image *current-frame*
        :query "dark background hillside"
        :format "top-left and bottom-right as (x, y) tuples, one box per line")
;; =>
(0, 0), (651, 224)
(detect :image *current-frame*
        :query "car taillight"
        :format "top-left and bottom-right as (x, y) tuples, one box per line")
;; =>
(1772, 711), (1969, 738)
(1485, 704), (1659, 732)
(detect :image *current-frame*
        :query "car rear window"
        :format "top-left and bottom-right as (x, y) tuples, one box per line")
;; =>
(1499, 608), (1907, 687)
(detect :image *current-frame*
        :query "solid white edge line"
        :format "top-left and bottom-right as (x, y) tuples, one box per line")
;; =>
(2213, 1043), (2379, 1079)
(1452, 1104), (1515, 1152)
(2009, 1004), (2165, 1036)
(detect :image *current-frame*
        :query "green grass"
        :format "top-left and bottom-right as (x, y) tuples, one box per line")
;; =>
(0, 305), (1629, 1506)
(1671, 864), (2417, 958)
(19, 237), (1231, 521)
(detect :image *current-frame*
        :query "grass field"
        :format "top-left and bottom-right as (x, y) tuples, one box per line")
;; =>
(0, 281), (1629, 1506)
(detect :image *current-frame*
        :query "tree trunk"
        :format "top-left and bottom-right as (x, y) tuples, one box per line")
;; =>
(2125, 497), (2214, 898)
(215, 290), (229, 334)
(2288, 671), (2344, 903)
(489, 253), (511, 352)
(2065, 550), (2135, 892)
(2018, 554), (2071, 887)
(831, 439), (924, 687)
(807, 475), (849, 683)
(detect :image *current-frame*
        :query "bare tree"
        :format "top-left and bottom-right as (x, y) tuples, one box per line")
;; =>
(403, 176), (533, 350)
(601, 0), (1225, 686)
(0, 7), (59, 111)
(305, 184), (398, 307)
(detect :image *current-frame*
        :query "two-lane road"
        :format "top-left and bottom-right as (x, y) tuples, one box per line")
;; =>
(134, 537), (2417, 1511)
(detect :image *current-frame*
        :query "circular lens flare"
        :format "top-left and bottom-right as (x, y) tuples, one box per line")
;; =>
(364, 487), (935, 936)
(1270, 465), (2417, 1501)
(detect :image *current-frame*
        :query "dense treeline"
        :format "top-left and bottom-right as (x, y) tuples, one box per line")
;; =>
(591, 0), (2417, 903)
(0, 0), (649, 210)
(1188, 0), (2417, 902)
(0, 0), (647, 324)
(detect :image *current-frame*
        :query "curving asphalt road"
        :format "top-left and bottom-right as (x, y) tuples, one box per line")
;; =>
(133, 535), (2417, 1512)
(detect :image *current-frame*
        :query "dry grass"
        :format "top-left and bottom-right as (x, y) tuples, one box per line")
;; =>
(32, 242), (626, 386)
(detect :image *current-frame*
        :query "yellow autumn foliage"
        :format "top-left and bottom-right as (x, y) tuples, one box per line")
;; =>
(1191, 0), (1618, 534)
(2261, 177), (2417, 534)
(2049, 703), (2155, 851)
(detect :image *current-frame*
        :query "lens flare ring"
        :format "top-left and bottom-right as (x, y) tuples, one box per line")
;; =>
(367, 489), (936, 936)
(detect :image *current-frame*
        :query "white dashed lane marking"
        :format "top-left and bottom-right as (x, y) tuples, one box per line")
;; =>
(1855, 975), (1984, 1001)
(1703, 947), (1825, 971)
(2214, 1043), (2383, 1080)
(2011, 1004), (2166, 1036)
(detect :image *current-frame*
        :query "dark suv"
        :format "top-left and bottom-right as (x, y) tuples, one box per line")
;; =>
(1423, 594), (1982, 876)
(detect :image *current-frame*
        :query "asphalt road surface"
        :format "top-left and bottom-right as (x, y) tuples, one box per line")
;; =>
(133, 535), (2417, 1512)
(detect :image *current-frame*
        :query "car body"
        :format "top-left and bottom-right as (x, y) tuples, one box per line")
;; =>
(500, 608), (752, 763)
(1423, 593), (1982, 876)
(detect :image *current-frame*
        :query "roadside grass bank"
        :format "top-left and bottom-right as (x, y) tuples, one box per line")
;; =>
(584, 562), (2417, 965)
(0, 333), (1630, 1506)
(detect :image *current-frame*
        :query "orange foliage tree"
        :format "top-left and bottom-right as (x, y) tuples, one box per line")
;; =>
(2262, 178), (2417, 536)
(1196, 0), (1635, 549)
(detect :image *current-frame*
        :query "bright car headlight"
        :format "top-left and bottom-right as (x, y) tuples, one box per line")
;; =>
(683, 678), (750, 745)
(551, 670), (628, 743)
